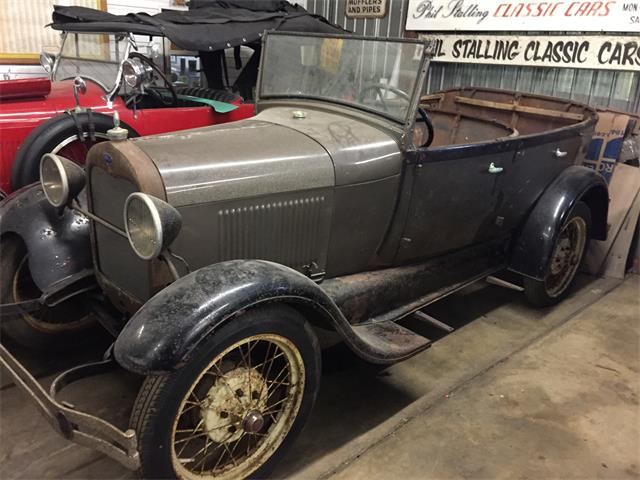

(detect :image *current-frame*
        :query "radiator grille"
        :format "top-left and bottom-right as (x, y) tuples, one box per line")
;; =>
(90, 167), (150, 301)
(217, 196), (326, 271)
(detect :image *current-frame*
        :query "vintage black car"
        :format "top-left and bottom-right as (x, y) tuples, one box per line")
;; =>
(0, 32), (608, 479)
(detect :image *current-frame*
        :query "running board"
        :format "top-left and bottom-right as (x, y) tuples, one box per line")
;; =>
(351, 321), (432, 363)
(369, 267), (501, 324)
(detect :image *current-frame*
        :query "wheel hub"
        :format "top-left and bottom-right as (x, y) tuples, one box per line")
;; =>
(201, 366), (268, 443)
(243, 410), (265, 433)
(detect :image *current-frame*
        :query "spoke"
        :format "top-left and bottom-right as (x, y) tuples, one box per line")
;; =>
(187, 435), (214, 467)
(175, 430), (208, 445)
(179, 402), (202, 416)
(211, 439), (231, 472)
(262, 395), (290, 416)
(188, 437), (213, 472)
(253, 352), (285, 372)
(238, 340), (256, 402)
(176, 417), (204, 456)
(264, 366), (291, 406)
(258, 345), (284, 400)
(221, 441), (239, 467)
(226, 433), (245, 466)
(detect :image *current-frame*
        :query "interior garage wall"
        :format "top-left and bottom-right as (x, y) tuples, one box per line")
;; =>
(0, 0), (175, 79)
(306, 0), (640, 113)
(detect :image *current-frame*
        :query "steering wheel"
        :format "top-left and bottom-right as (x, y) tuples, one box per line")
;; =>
(416, 107), (434, 149)
(128, 52), (178, 107)
(357, 83), (410, 113)
(358, 83), (434, 148)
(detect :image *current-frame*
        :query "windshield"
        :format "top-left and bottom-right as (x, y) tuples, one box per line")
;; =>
(260, 34), (425, 123)
(54, 33), (129, 93)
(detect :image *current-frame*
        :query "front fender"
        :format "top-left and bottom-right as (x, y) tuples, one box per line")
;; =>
(0, 184), (91, 290)
(114, 260), (351, 375)
(509, 165), (608, 280)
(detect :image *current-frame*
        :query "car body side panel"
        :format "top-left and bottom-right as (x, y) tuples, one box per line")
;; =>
(255, 106), (404, 185)
(170, 188), (334, 276)
(325, 174), (401, 277)
(396, 148), (515, 262)
(509, 165), (608, 280)
(0, 184), (91, 290)
(131, 119), (335, 207)
(495, 135), (583, 233)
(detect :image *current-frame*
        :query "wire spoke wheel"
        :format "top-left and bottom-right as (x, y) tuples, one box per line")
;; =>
(11, 254), (92, 334)
(52, 133), (109, 165)
(544, 216), (587, 298)
(171, 334), (305, 480)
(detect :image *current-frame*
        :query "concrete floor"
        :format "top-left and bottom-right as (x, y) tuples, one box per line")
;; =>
(0, 274), (638, 479)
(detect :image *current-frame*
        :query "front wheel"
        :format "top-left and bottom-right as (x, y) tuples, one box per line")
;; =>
(524, 201), (591, 307)
(130, 305), (321, 479)
(0, 235), (96, 349)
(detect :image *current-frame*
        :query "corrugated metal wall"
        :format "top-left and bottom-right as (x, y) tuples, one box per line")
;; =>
(306, 0), (640, 113)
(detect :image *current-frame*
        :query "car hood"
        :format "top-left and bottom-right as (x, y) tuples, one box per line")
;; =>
(131, 118), (336, 208)
(130, 106), (403, 207)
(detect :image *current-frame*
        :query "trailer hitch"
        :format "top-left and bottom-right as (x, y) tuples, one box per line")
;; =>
(0, 344), (140, 470)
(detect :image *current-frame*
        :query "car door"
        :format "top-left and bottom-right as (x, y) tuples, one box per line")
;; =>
(395, 145), (516, 263)
(494, 135), (582, 232)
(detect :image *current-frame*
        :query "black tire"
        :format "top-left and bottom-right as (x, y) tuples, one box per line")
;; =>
(11, 112), (138, 190)
(524, 201), (592, 307)
(0, 235), (97, 350)
(130, 304), (321, 479)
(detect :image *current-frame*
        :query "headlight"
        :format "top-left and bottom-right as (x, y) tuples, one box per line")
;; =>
(40, 154), (85, 207)
(124, 193), (182, 260)
(40, 52), (55, 74)
(122, 57), (148, 89)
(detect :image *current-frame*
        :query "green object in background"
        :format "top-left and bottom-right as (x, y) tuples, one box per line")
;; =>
(177, 94), (238, 113)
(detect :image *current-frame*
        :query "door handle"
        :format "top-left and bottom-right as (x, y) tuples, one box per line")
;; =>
(488, 162), (503, 174)
(553, 148), (568, 158)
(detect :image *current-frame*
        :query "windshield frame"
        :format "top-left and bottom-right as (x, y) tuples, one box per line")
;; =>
(52, 31), (134, 102)
(256, 32), (430, 128)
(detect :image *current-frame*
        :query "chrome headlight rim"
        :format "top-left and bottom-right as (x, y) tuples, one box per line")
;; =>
(40, 51), (55, 74)
(124, 192), (164, 261)
(122, 57), (146, 89)
(40, 153), (70, 208)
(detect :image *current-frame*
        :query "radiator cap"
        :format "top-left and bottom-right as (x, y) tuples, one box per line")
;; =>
(107, 111), (128, 141)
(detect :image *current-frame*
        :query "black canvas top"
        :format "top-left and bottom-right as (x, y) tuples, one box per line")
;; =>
(50, 1), (347, 52)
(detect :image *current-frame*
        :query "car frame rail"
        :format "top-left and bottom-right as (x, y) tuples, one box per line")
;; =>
(0, 344), (140, 470)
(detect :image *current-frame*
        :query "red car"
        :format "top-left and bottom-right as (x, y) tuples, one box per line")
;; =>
(0, 30), (254, 196)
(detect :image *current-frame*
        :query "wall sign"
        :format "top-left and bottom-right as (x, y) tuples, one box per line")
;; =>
(419, 35), (640, 70)
(406, 0), (640, 32)
(346, 0), (388, 18)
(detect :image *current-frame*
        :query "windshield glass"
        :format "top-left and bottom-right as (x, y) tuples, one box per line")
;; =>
(54, 33), (128, 93)
(260, 34), (425, 123)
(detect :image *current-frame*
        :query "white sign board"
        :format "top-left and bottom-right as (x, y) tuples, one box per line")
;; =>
(420, 35), (640, 71)
(406, 0), (640, 32)
(346, 0), (388, 18)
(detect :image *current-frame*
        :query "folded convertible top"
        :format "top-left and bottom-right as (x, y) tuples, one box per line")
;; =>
(51, 0), (347, 52)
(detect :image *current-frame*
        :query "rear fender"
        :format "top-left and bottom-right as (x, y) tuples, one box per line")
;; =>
(0, 184), (91, 290)
(508, 165), (608, 280)
(114, 260), (358, 375)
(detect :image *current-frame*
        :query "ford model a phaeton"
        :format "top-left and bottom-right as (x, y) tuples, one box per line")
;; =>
(0, 33), (607, 478)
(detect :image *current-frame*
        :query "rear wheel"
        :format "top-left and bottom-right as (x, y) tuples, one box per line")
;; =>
(131, 305), (321, 479)
(524, 201), (591, 307)
(0, 236), (96, 350)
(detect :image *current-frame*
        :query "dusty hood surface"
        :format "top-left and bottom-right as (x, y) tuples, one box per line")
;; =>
(131, 119), (335, 207)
